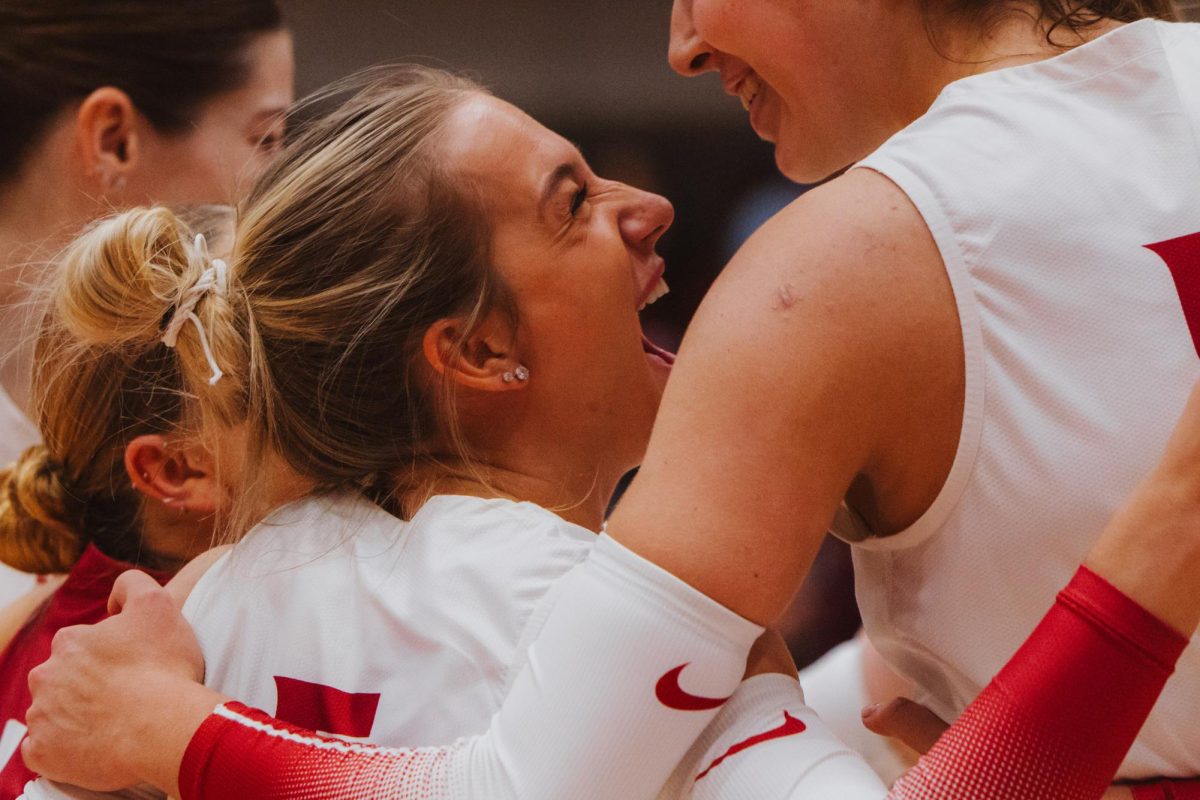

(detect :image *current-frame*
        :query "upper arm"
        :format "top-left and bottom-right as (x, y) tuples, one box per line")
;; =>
(609, 169), (960, 623)
(165, 545), (232, 609)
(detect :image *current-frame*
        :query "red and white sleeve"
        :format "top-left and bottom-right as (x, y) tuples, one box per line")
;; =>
(179, 561), (1186, 800)
(180, 535), (763, 800)
(888, 566), (1188, 800)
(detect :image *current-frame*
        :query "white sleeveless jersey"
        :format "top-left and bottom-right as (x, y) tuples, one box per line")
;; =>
(848, 19), (1200, 779)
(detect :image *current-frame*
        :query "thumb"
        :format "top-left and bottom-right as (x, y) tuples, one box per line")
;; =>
(107, 569), (165, 616)
(862, 697), (949, 755)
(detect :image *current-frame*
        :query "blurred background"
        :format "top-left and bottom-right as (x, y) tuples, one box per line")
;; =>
(283, 0), (1200, 667)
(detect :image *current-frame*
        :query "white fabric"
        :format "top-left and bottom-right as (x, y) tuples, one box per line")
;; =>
(180, 492), (866, 798)
(799, 639), (911, 786)
(185, 492), (596, 744)
(0, 384), (40, 607)
(850, 19), (1200, 779)
(662, 673), (886, 800)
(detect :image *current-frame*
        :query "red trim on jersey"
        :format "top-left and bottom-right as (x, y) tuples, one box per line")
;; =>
(693, 711), (806, 781)
(273, 676), (380, 739)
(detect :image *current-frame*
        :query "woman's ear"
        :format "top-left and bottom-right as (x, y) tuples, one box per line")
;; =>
(125, 435), (219, 514)
(75, 87), (140, 197)
(422, 313), (528, 393)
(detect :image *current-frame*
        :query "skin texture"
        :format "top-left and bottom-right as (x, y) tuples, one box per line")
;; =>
(116, 30), (295, 205)
(425, 95), (676, 529)
(603, 0), (1126, 626)
(0, 29), (294, 413)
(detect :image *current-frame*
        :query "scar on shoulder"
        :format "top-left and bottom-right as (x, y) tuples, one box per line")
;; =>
(773, 283), (800, 311)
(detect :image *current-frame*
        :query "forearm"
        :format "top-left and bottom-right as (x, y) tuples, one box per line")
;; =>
(665, 673), (886, 800)
(888, 567), (1189, 800)
(132, 680), (226, 798)
(179, 536), (762, 800)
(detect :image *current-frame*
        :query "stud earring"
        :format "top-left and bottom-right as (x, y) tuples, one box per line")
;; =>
(503, 365), (530, 383)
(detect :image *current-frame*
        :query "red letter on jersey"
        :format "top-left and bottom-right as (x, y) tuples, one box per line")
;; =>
(273, 676), (381, 739)
(1147, 232), (1200, 357)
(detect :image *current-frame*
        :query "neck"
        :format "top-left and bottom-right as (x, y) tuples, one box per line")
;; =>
(0, 158), (95, 415)
(401, 453), (625, 532)
(937, 7), (1125, 80)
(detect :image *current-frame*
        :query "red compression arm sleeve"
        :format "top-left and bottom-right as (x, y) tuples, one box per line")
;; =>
(179, 567), (1187, 800)
(1130, 780), (1200, 799)
(889, 566), (1188, 800)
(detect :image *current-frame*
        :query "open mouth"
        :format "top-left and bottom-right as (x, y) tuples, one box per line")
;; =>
(641, 333), (676, 365)
(637, 270), (676, 366)
(736, 73), (762, 112)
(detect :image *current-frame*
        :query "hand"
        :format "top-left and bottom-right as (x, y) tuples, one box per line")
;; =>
(862, 697), (1139, 799)
(743, 629), (797, 679)
(861, 696), (947, 755)
(23, 570), (217, 794)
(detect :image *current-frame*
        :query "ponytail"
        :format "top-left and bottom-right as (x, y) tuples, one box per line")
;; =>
(0, 205), (239, 572)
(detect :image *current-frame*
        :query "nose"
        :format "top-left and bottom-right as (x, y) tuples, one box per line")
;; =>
(619, 187), (675, 255)
(668, 0), (715, 77)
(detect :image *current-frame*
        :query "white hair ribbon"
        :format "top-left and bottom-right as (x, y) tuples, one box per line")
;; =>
(161, 233), (228, 385)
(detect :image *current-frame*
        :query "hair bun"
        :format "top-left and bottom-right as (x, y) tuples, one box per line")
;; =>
(0, 444), (86, 574)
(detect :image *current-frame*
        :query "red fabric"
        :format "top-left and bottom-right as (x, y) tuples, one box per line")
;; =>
(890, 566), (1188, 800)
(1131, 780), (1200, 800)
(0, 547), (171, 799)
(178, 567), (1189, 800)
(180, 703), (459, 800)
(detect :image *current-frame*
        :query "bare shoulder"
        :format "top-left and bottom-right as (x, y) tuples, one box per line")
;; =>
(714, 167), (947, 327)
(165, 546), (232, 608)
(610, 167), (961, 621)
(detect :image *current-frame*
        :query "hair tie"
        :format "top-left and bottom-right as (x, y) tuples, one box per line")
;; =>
(161, 234), (227, 385)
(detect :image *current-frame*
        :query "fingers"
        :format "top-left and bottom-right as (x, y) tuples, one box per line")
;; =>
(108, 569), (166, 615)
(861, 697), (949, 755)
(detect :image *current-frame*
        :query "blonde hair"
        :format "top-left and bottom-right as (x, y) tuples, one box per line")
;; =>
(2, 66), (515, 567)
(0, 205), (239, 573)
(225, 66), (511, 523)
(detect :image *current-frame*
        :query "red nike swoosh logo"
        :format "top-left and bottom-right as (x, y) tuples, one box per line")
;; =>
(655, 664), (733, 711)
(694, 711), (808, 781)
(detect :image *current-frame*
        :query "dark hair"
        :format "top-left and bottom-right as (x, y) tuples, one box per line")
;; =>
(926, 0), (1176, 44)
(0, 0), (284, 184)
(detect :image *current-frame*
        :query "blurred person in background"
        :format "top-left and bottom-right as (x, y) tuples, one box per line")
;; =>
(0, 0), (293, 607)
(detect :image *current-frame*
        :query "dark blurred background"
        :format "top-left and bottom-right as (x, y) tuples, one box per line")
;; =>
(282, 0), (1200, 667)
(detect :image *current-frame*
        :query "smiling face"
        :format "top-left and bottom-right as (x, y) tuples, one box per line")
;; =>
(668, 0), (937, 182)
(439, 95), (676, 470)
(131, 29), (295, 204)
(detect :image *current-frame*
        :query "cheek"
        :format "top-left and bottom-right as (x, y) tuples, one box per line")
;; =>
(163, 127), (265, 203)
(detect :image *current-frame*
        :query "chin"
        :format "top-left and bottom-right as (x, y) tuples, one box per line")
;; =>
(772, 127), (858, 185)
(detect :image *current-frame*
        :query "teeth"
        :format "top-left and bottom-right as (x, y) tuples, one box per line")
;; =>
(638, 277), (670, 311)
(738, 74), (761, 111)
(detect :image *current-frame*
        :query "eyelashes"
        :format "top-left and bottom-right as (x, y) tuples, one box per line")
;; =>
(570, 182), (589, 216)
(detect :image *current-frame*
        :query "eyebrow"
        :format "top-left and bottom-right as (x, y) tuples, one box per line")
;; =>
(249, 107), (288, 129)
